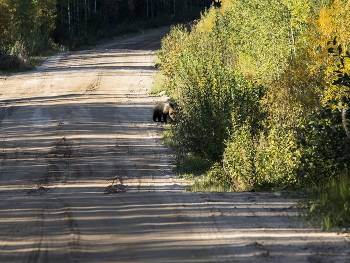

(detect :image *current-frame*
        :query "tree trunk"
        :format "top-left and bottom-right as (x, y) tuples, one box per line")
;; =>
(85, 0), (87, 22)
(68, 0), (71, 31)
(151, 0), (153, 18)
(76, 0), (80, 29)
(146, 0), (149, 18)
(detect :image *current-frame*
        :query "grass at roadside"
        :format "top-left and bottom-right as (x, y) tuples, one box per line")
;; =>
(302, 175), (350, 231)
(149, 73), (168, 95)
(161, 128), (235, 192)
(186, 164), (236, 192)
(0, 57), (42, 74)
(161, 128), (210, 176)
(0, 50), (61, 74)
(13, 56), (47, 72)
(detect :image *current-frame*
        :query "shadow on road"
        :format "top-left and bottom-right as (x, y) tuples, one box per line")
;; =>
(0, 188), (347, 262)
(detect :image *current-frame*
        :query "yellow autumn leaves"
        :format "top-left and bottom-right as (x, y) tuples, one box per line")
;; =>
(158, 0), (350, 190)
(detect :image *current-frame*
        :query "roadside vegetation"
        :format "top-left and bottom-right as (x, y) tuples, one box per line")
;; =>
(0, 0), (212, 73)
(156, 0), (350, 230)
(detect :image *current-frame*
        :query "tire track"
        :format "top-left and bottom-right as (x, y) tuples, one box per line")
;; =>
(86, 71), (102, 92)
(27, 199), (80, 263)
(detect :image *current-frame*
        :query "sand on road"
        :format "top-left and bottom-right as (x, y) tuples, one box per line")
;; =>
(0, 28), (349, 263)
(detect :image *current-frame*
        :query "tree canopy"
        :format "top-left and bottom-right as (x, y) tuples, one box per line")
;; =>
(0, 0), (212, 69)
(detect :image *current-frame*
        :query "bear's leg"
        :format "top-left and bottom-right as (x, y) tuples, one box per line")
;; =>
(153, 112), (158, 122)
(163, 114), (167, 123)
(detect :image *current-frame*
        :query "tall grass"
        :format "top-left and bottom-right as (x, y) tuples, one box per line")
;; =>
(305, 175), (350, 231)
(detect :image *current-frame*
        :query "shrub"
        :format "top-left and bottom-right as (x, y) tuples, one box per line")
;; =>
(164, 9), (239, 162)
(0, 53), (21, 70)
(223, 122), (258, 191)
(224, 116), (302, 191)
(157, 0), (350, 197)
(256, 117), (302, 188)
(298, 100), (350, 186)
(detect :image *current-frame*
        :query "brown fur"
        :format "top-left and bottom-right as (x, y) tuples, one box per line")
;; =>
(152, 101), (175, 123)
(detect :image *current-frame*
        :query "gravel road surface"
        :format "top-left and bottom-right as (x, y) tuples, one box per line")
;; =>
(0, 28), (349, 263)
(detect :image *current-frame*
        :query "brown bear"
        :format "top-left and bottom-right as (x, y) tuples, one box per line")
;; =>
(152, 101), (175, 123)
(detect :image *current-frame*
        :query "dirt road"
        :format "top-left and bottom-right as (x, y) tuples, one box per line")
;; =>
(0, 28), (349, 263)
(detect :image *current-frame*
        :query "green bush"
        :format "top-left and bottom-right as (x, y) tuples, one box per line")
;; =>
(256, 118), (301, 188)
(171, 10), (247, 162)
(174, 153), (211, 178)
(223, 116), (301, 191)
(297, 100), (350, 187)
(157, 24), (190, 83)
(223, 122), (258, 191)
(0, 53), (21, 70)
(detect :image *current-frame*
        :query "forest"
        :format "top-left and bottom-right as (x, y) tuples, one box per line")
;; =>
(0, 0), (212, 70)
(157, 0), (350, 230)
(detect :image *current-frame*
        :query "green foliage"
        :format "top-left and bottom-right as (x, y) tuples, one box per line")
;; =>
(225, 0), (311, 83)
(187, 163), (235, 192)
(224, 116), (301, 191)
(298, 100), (350, 186)
(156, 24), (190, 86)
(327, 36), (350, 88)
(7, 0), (36, 39)
(296, 37), (350, 187)
(164, 10), (239, 162)
(222, 78), (266, 191)
(0, 0), (57, 70)
(161, 127), (211, 178)
(223, 123), (258, 191)
(157, 2), (310, 185)
(174, 153), (211, 178)
(149, 73), (167, 95)
(305, 175), (350, 231)
(0, 1), (11, 53)
(157, 0), (350, 228)
(256, 117), (301, 188)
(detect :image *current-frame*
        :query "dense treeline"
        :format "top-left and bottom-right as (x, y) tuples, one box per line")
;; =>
(0, 0), (212, 70)
(157, 0), (350, 229)
(54, 0), (213, 47)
